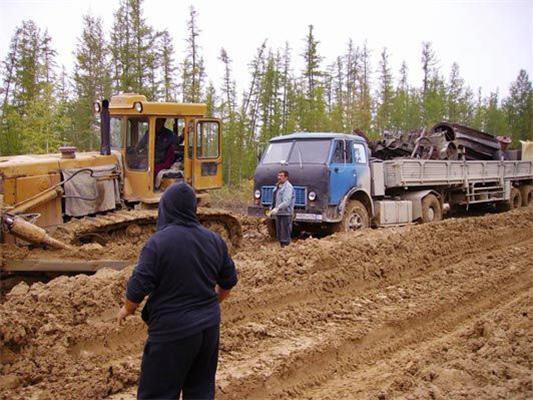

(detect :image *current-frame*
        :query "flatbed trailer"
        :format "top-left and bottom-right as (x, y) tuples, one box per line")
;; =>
(249, 133), (533, 233)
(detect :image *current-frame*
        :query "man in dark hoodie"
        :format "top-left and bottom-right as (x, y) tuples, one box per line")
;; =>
(117, 182), (238, 400)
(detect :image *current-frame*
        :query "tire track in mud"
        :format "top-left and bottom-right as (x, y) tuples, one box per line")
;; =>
(108, 210), (533, 400)
(1, 209), (532, 399)
(214, 237), (533, 400)
(300, 287), (533, 400)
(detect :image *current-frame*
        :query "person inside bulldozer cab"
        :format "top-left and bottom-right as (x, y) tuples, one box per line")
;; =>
(138, 118), (178, 176)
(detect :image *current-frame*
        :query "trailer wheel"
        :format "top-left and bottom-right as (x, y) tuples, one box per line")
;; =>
(519, 185), (532, 207)
(334, 200), (370, 232)
(421, 194), (442, 223)
(498, 187), (522, 212)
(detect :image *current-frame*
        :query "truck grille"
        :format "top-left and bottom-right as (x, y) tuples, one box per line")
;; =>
(261, 186), (274, 206)
(261, 185), (306, 207)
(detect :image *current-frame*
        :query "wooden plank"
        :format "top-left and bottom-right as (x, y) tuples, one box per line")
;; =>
(2, 258), (129, 272)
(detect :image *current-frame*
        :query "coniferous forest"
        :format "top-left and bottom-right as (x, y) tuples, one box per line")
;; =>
(1, 0), (532, 185)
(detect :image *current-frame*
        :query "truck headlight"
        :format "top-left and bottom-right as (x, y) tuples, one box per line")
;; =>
(254, 190), (261, 199)
(308, 191), (317, 201)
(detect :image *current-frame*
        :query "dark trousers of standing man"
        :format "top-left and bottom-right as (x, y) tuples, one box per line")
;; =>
(275, 215), (292, 246)
(137, 324), (219, 400)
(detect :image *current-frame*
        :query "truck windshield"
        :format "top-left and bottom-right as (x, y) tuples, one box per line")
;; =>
(262, 142), (293, 164)
(262, 140), (331, 164)
(288, 140), (330, 164)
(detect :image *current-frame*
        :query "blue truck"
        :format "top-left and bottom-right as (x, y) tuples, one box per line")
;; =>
(247, 132), (533, 236)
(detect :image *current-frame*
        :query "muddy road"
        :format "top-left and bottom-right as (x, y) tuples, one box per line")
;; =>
(1, 209), (532, 399)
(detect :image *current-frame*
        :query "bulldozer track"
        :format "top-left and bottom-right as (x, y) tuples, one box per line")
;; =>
(52, 207), (242, 252)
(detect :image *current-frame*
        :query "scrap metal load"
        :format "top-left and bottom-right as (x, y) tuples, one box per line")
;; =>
(370, 122), (503, 161)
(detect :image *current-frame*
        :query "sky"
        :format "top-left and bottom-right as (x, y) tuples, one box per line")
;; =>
(0, 0), (532, 99)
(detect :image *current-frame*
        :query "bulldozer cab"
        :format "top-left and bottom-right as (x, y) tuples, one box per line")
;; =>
(101, 94), (223, 203)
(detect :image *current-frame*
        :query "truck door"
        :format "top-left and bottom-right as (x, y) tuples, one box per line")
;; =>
(329, 139), (355, 204)
(192, 119), (223, 190)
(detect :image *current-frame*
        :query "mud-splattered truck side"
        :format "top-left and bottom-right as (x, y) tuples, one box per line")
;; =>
(247, 132), (533, 235)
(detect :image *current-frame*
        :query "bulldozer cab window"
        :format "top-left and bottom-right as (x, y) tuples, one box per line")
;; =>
(110, 117), (122, 149)
(196, 121), (220, 158)
(125, 117), (149, 171)
(187, 120), (195, 159)
(173, 118), (185, 162)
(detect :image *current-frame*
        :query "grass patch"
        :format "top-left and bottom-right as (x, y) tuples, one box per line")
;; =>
(210, 180), (254, 214)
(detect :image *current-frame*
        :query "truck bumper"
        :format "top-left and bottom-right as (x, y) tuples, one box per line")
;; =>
(247, 205), (267, 218)
(294, 212), (323, 222)
(247, 205), (325, 224)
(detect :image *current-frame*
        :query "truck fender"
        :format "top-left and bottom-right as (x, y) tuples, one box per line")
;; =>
(400, 190), (441, 221)
(339, 188), (374, 218)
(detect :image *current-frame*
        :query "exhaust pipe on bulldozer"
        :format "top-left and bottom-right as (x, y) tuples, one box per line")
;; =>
(100, 99), (111, 156)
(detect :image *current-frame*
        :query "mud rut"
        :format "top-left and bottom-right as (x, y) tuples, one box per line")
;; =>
(1, 209), (532, 400)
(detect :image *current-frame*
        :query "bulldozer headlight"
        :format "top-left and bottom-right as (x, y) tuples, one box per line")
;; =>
(254, 190), (261, 199)
(308, 191), (317, 201)
(134, 102), (143, 113)
(93, 102), (101, 113)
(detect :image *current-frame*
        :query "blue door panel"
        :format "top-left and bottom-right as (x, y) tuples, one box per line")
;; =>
(328, 140), (356, 205)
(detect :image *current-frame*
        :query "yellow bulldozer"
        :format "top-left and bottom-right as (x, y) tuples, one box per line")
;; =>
(0, 94), (241, 273)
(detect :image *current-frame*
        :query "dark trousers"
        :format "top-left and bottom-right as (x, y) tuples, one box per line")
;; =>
(138, 324), (220, 400)
(275, 215), (292, 246)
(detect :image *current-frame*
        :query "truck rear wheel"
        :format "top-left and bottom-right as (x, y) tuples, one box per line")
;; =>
(520, 185), (532, 207)
(497, 187), (522, 212)
(421, 194), (442, 223)
(334, 200), (370, 232)
(510, 187), (522, 209)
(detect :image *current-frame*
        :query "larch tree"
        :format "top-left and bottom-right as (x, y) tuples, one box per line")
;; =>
(218, 48), (240, 185)
(390, 61), (411, 132)
(300, 25), (326, 131)
(258, 50), (282, 144)
(159, 30), (178, 101)
(344, 40), (360, 132)
(504, 69), (533, 142)
(446, 62), (467, 122)
(376, 47), (394, 133)
(0, 20), (62, 155)
(329, 56), (346, 132)
(110, 0), (159, 98)
(182, 6), (205, 103)
(72, 14), (112, 150)
(484, 91), (508, 136)
(356, 43), (372, 135)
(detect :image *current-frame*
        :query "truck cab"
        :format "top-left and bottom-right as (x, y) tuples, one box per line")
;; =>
(248, 133), (374, 232)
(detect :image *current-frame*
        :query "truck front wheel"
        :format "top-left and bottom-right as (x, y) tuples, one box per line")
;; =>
(421, 194), (443, 223)
(334, 200), (370, 232)
(265, 218), (277, 240)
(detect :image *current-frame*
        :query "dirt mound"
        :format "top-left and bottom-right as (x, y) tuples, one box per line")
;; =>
(1, 208), (532, 399)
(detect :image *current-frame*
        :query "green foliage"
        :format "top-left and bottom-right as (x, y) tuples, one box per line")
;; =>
(504, 70), (533, 143)
(1, 10), (531, 185)
(70, 14), (111, 150)
(376, 48), (394, 132)
(181, 6), (205, 103)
